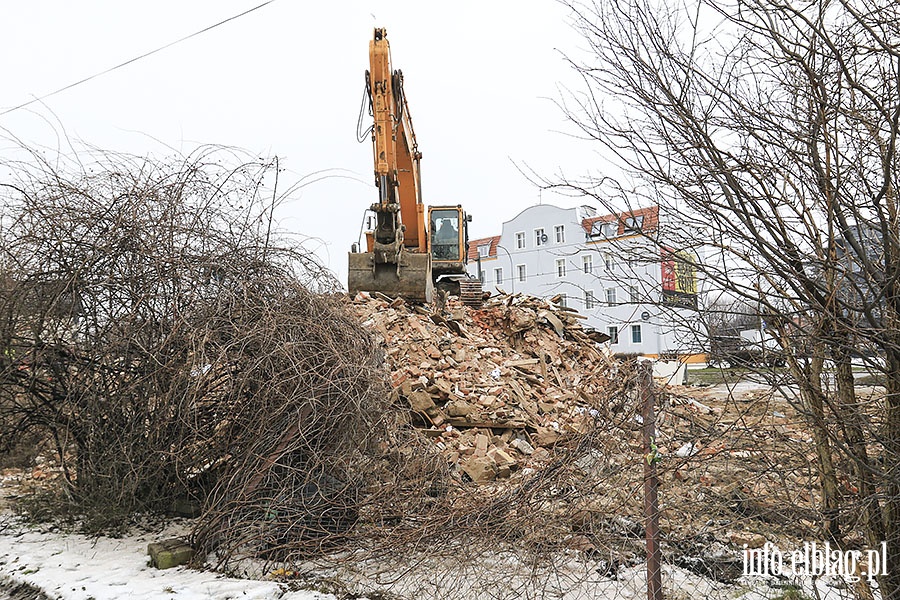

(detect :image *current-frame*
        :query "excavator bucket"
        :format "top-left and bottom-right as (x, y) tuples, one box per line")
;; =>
(348, 250), (434, 303)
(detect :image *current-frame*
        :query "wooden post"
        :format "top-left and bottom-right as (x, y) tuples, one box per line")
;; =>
(641, 361), (663, 600)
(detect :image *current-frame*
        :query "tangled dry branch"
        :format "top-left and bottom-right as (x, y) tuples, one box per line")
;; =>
(0, 147), (387, 531)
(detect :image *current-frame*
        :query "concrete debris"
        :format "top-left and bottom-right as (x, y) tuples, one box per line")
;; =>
(574, 448), (605, 476)
(675, 442), (699, 458)
(728, 531), (766, 549)
(509, 438), (535, 456)
(351, 291), (617, 483)
(147, 538), (193, 569)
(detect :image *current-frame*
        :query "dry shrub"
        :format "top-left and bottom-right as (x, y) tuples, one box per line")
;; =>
(190, 283), (394, 561)
(0, 146), (390, 534)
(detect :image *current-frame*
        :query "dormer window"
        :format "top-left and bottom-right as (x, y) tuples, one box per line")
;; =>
(624, 215), (644, 232)
(590, 221), (617, 238)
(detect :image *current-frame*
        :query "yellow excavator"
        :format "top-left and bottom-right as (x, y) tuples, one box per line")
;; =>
(348, 28), (482, 305)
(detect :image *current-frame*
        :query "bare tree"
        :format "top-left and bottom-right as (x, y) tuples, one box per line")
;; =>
(555, 0), (900, 593)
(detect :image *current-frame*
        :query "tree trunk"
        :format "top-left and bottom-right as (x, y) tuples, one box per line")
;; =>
(782, 330), (842, 541)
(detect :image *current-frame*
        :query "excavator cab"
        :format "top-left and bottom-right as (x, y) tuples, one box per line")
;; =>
(429, 205), (481, 303)
(430, 208), (463, 263)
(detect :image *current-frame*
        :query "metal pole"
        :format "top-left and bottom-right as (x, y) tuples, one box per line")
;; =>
(497, 244), (514, 293)
(641, 361), (663, 600)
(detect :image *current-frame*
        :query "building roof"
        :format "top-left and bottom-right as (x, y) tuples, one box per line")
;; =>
(582, 205), (659, 238)
(467, 235), (501, 261)
(500, 203), (595, 228)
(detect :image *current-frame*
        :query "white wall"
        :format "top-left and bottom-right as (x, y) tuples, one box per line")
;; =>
(467, 204), (703, 358)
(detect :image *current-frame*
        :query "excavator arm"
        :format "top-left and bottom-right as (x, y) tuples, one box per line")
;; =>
(349, 27), (433, 302)
(349, 28), (480, 304)
(368, 28), (427, 252)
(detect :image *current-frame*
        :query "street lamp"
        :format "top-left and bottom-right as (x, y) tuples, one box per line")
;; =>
(496, 244), (514, 293)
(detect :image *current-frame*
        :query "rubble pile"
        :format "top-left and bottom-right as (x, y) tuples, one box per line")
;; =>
(350, 291), (824, 560)
(350, 291), (620, 483)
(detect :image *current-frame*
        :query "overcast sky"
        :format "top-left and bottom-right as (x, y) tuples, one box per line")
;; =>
(0, 1), (612, 283)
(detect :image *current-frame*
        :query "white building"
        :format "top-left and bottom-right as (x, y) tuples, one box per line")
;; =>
(467, 204), (706, 363)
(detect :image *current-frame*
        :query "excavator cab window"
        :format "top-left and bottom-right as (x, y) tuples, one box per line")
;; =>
(431, 209), (460, 261)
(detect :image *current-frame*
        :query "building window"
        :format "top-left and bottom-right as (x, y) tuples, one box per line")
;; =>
(631, 324), (642, 344)
(582, 255), (593, 274)
(625, 215), (645, 232)
(608, 326), (619, 344)
(555, 225), (565, 243)
(556, 258), (566, 278)
(535, 228), (547, 246)
(606, 288), (617, 305)
(517, 264), (527, 282)
(478, 244), (491, 257)
(515, 232), (526, 249)
(590, 221), (617, 238)
(479, 269), (486, 283)
(494, 268), (503, 285)
(605, 253), (615, 271)
(558, 293), (567, 308)
(630, 285), (640, 303)
(585, 290), (596, 309)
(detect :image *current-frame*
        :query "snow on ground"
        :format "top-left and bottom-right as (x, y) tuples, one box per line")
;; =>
(0, 513), (878, 600)
(0, 517), (335, 600)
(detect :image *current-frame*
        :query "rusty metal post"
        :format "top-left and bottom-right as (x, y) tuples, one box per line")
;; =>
(640, 361), (663, 600)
